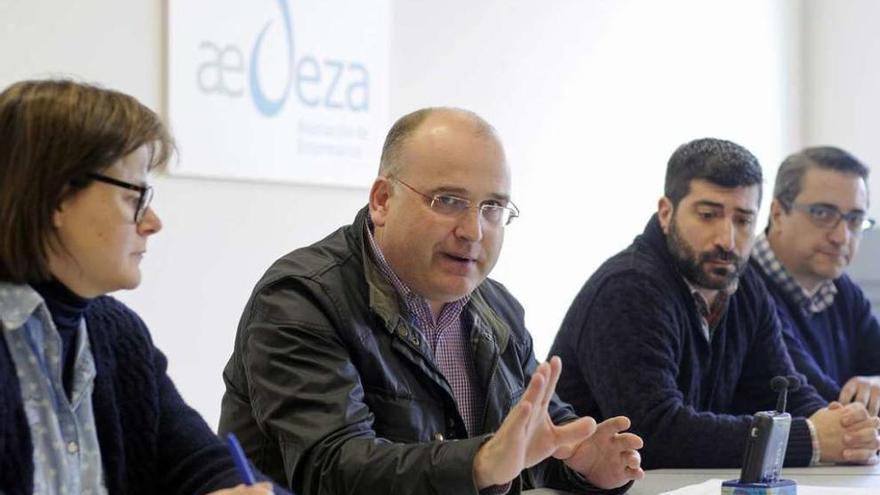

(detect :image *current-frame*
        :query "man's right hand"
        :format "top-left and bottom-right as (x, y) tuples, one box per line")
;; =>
(810, 402), (880, 464)
(472, 357), (599, 489)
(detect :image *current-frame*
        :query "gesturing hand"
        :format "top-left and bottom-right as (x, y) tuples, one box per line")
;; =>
(472, 357), (643, 490)
(555, 416), (644, 489)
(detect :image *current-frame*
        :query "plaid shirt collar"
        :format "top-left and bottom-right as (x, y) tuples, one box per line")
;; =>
(364, 218), (469, 328)
(752, 232), (837, 314)
(683, 276), (737, 342)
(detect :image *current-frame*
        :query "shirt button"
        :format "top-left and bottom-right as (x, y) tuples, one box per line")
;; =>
(67, 441), (79, 454)
(433, 433), (444, 441)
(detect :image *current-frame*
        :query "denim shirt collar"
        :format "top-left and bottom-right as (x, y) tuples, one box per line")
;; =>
(0, 282), (45, 331)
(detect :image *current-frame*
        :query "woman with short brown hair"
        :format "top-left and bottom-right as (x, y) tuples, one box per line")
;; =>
(0, 79), (275, 495)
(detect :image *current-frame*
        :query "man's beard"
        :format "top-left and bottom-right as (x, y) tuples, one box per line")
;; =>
(666, 217), (746, 291)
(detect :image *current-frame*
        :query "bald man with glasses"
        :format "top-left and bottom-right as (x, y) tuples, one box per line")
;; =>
(219, 107), (643, 495)
(751, 146), (880, 416)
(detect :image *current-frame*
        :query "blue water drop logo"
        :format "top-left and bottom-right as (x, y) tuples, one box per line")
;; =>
(249, 0), (294, 116)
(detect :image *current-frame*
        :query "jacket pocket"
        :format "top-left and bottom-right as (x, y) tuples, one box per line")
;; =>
(363, 388), (445, 443)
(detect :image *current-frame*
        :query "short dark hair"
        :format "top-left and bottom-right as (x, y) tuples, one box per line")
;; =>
(664, 137), (763, 207)
(0, 79), (174, 284)
(378, 107), (497, 177)
(773, 146), (870, 210)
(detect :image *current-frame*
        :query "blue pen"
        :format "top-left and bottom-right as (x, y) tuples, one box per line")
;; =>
(226, 433), (257, 485)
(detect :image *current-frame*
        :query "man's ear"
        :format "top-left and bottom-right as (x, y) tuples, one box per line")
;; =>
(368, 177), (393, 227)
(658, 196), (674, 234)
(768, 199), (784, 234)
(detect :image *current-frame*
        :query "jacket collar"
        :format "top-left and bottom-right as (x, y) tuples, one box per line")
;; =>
(640, 213), (681, 273)
(639, 213), (705, 302)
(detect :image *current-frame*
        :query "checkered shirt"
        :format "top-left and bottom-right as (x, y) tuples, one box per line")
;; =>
(365, 222), (485, 437)
(752, 233), (838, 314)
(684, 277), (737, 342)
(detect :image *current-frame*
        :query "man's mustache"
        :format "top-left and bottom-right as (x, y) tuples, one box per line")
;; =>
(699, 248), (740, 264)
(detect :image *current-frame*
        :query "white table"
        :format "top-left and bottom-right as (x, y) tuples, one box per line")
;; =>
(524, 464), (880, 494)
(628, 464), (880, 494)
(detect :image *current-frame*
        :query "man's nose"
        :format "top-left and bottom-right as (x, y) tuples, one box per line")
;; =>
(714, 218), (736, 251)
(828, 216), (851, 246)
(454, 206), (484, 242)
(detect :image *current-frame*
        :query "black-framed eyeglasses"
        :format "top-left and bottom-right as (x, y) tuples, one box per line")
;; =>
(86, 172), (154, 223)
(789, 202), (876, 234)
(391, 176), (520, 226)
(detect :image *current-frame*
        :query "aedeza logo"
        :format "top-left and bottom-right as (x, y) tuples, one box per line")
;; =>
(197, 0), (371, 117)
(249, 0), (294, 116)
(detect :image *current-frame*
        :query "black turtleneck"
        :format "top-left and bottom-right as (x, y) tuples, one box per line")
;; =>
(32, 279), (91, 399)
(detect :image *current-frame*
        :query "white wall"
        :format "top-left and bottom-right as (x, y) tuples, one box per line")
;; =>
(390, 0), (803, 362)
(802, 0), (880, 218)
(801, 0), (880, 306)
(2, 0), (804, 428)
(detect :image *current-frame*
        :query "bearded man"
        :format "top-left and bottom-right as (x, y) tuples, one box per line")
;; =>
(548, 138), (880, 469)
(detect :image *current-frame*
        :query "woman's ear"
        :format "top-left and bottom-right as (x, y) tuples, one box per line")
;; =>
(53, 201), (67, 229)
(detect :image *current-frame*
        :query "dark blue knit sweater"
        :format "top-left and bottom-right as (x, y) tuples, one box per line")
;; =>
(752, 260), (880, 402)
(0, 295), (277, 495)
(549, 215), (827, 469)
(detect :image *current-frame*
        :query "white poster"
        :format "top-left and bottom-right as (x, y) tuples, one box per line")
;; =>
(168, 0), (389, 187)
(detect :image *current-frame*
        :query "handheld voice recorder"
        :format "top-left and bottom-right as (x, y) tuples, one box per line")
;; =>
(738, 375), (800, 484)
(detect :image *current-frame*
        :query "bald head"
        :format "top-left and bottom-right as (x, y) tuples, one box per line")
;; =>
(378, 107), (500, 177)
(368, 107), (510, 310)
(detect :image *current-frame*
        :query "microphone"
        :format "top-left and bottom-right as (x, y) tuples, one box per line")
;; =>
(770, 375), (801, 414)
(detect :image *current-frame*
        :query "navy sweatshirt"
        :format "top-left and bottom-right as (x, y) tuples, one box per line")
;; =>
(549, 215), (827, 469)
(0, 295), (286, 495)
(752, 260), (880, 402)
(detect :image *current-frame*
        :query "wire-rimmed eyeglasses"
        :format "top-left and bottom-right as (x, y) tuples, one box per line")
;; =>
(789, 202), (876, 234)
(391, 176), (520, 226)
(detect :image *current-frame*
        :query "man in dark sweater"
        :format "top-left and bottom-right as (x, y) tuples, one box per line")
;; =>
(550, 138), (880, 469)
(752, 146), (880, 415)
